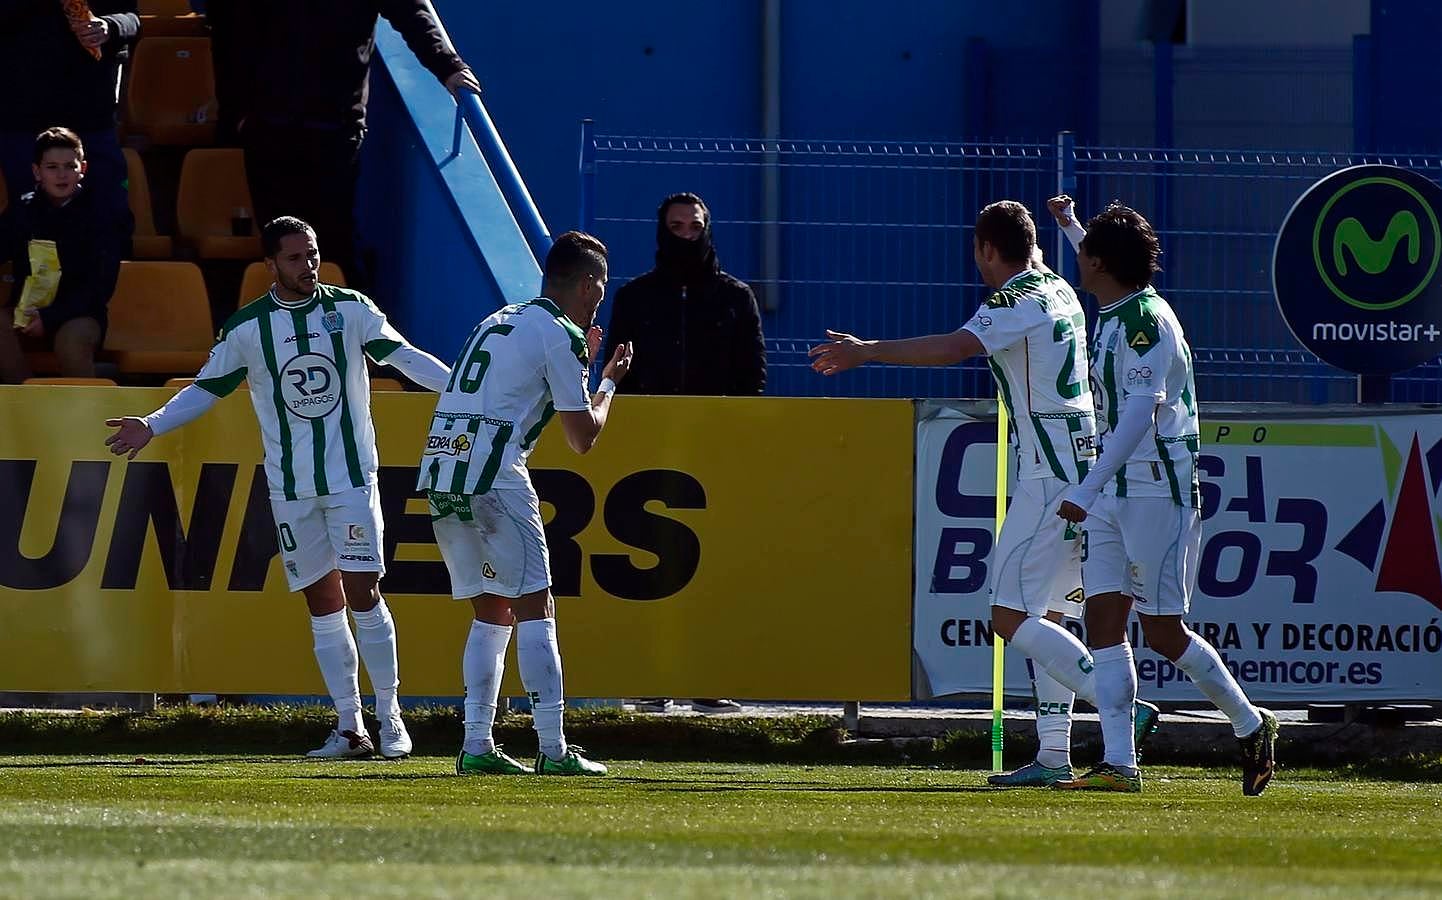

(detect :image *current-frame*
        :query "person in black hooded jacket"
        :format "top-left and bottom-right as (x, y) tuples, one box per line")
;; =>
(603, 192), (766, 397)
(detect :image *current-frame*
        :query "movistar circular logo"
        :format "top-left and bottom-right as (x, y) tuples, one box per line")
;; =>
(1311, 177), (1441, 311)
(1274, 165), (1442, 375)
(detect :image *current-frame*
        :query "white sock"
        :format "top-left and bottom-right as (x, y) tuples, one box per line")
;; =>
(1093, 642), (1138, 770)
(463, 620), (512, 755)
(1176, 632), (1263, 737)
(1029, 660), (1073, 770)
(517, 618), (567, 761)
(1007, 616), (1097, 707)
(351, 598), (400, 720)
(310, 609), (363, 734)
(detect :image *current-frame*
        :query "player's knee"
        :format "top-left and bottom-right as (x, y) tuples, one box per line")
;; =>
(990, 605), (1025, 641)
(1140, 616), (1188, 661)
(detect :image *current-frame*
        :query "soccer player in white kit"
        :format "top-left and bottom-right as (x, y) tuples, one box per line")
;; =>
(810, 201), (1157, 786)
(104, 217), (451, 760)
(1047, 197), (1278, 794)
(424, 231), (633, 777)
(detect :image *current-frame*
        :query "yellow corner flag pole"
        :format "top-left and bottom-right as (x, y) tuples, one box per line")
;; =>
(991, 395), (1009, 773)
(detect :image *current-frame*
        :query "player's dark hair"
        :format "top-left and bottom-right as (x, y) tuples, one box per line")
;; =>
(32, 127), (84, 164)
(544, 230), (608, 286)
(659, 191), (710, 226)
(1080, 203), (1162, 288)
(262, 216), (316, 258)
(974, 200), (1036, 264)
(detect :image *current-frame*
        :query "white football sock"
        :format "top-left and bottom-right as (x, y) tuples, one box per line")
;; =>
(1176, 632), (1263, 737)
(351, 597), (400, 720)
(517, 618), (567, 761)
(462, 619), (513, 755)
(1007, 616), (1097, 707)
(1029, 660), (1074, 770)
(1093, 642), (1138, 770)
(310, 609), (363, 734)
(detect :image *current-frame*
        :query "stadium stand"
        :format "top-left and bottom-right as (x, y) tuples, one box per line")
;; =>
(139, 0), (195, 14)
(123, 148), (174, 259)
(369, 377), (406, 392)
(22, 377), (118, 386)
(238, 260), (347, 308)
(176, 148), (260, 260)
(124, 37), (218, 147)
(103, 260), (213, 375)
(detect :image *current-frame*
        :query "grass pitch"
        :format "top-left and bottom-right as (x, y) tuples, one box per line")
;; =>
(0, 755), (1438, 898)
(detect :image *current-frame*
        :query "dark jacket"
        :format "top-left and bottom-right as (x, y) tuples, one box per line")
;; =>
(0, 1), (140, 134)
(206, 0), (469, 134)
(604, 216), (766, 396)
(0, 185), (133, 332)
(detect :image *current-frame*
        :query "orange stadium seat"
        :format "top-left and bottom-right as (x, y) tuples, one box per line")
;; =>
(165, 377), (248, 391)
(126, 37), (217, 146)
(177, 149), (261, 259)
(369, 378), (406, 392)
(104, 261), (213, 374)
(238, 261), (347, 307)
(123, 148), (174, 259)
(23, 377), (118, 386)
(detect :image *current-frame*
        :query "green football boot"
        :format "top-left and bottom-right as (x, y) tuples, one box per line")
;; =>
(455, 745), (529, 776)
(1134, 699), (1162, 756)
(535, 745), (608, 776)
(987, 760), (1074, 787)
(1053, 763), (1142, 793)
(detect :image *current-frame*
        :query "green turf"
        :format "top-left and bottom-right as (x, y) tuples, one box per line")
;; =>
(0, 756), (1439, 898)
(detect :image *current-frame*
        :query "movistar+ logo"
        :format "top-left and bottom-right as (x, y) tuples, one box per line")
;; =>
(1312, 176), (1441, 311)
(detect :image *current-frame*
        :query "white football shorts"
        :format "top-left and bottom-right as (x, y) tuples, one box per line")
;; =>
(990, 475), (1085, 618)
(430, 487), (551, 600)
(1081, 494), (1201, 616)
(269, 483), (386, 592)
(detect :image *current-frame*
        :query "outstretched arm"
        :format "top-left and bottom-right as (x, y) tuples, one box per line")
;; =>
(104, 384), (221, 460)
(379, 344), (451, 393)
(809, 328), (985, 375)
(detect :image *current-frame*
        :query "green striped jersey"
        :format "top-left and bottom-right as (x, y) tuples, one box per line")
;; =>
(195, 285), (410, 501)
(1090, 287), (1201, 508)
(961, 268), (1097, 483)
(418, 298), (591, 496)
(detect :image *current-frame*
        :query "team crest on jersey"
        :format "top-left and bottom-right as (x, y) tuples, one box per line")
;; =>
(321, 310), (344, 334)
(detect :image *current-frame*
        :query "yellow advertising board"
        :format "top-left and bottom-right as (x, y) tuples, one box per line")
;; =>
(0, 387), (912, 700)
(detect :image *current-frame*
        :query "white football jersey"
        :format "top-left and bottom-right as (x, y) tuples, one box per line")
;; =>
(962, 268), (1098, 483)
(418, 298), (591, 496)
(1090, 287), (1201, 508)
(194, 285), (411, 501)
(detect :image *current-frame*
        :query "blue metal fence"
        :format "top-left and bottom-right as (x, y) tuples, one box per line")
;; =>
(581, 129), (1442, 403)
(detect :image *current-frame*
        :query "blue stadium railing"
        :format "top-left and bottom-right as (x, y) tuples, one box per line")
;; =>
(579, 129), (1442, 404)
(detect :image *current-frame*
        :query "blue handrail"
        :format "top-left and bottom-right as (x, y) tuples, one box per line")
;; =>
(453, 91), (552, 264)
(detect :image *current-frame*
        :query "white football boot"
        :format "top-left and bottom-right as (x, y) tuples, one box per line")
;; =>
(306, 728), (374, 759)
(379, 713), (413, 760)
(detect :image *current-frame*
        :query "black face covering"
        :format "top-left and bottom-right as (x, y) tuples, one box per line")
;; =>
(655, 210), (719, 286)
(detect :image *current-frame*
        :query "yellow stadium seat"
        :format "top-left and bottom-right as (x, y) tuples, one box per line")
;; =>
(140, 0), (194, 14)
(123, 148), (174, 259)
(23, 377), (118, 386)
(238, 261), (347, 307)
(370, 378), (406, 392)
(104, 261), (213, 375)
(126, 37), (217, 146)
(177, 149), (261, 259)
